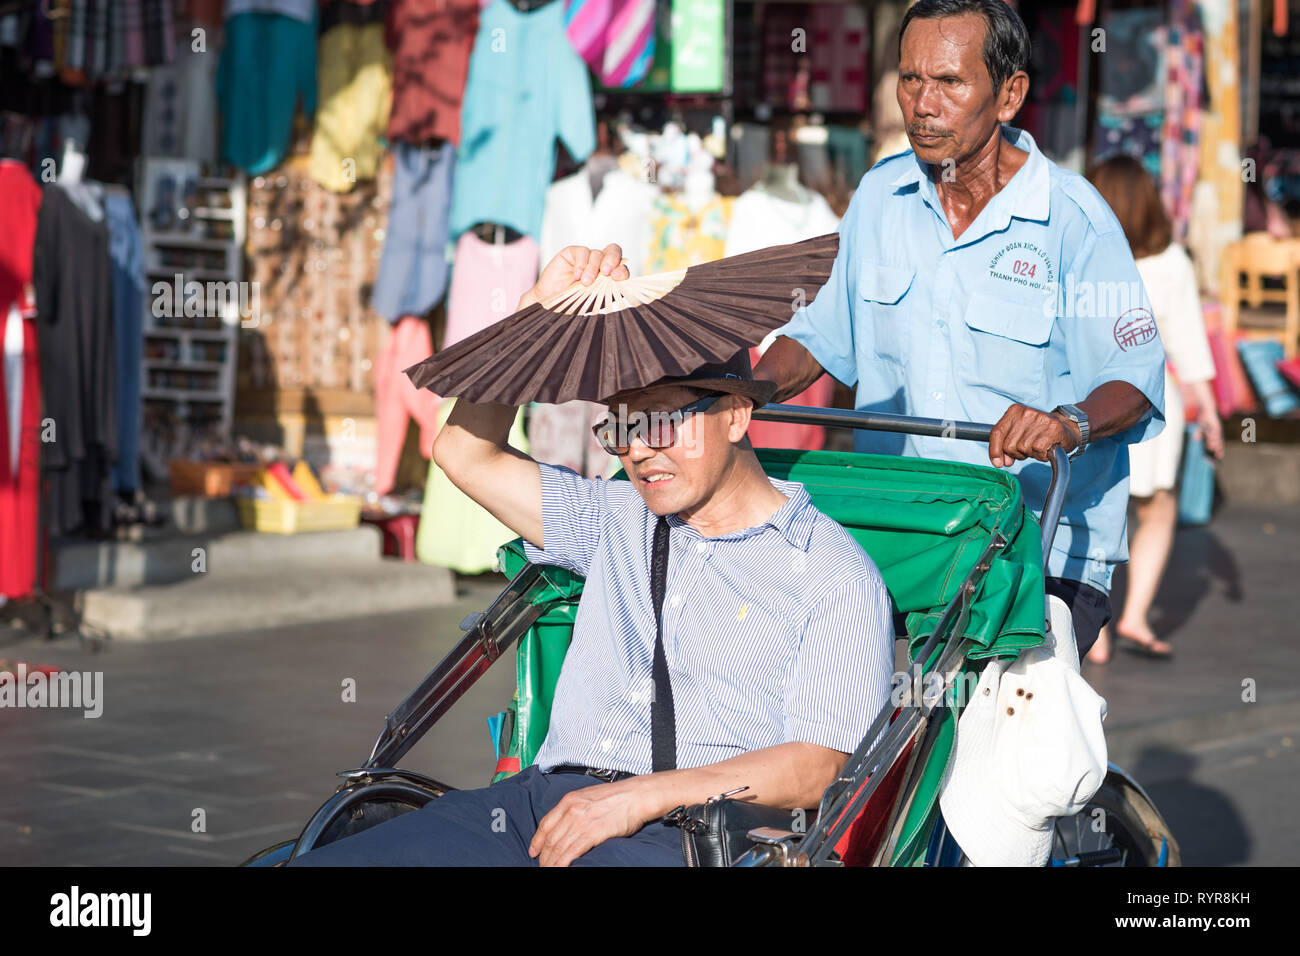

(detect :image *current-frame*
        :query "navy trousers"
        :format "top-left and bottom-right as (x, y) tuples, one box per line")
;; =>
(288, 766), (686, 866)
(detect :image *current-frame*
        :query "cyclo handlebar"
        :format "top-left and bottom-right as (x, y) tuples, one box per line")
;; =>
(749, 404), (1070, 565)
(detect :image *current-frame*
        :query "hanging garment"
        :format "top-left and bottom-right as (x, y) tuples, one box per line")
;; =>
(723, 184), (840, 452)
(539, 164), (657, 275)
(443, 231), (539, 347)
(533, 162), (656, 475)
(416, 398), (528, 574)
(448, 0), (595, 239)
(374, 315), (441, 496)
(0, 160), (42, 309)
(644, 193), (733, 272)
(32, 184), (117, 536)
(722, 184), (840, 259)
(0, 162), (42, 597)
(104, 192), (144, 495)
(309, 21), (393, 193)
(602, 0), (656, 88)
(385, 0), (481, 147)
(0, 300), (41, 599)
(1096, 8), (1167, 116)
(224, 0), (316, 21)
(372, 140), (455, 323)
(217, 10), (317, 175)
(1159, 0), (1204, 244)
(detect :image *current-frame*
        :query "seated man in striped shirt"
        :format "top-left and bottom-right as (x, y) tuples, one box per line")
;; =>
(292, 248), (893, 868)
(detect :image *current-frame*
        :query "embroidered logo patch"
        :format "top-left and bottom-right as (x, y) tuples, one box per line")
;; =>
(987, 241), (1056, 294)
(1113, 308), (1158, 351)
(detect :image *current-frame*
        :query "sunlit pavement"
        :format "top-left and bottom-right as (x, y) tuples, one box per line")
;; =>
(1, 501), (1296, 865)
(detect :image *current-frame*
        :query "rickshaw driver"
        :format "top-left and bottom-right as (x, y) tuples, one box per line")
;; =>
(291, 334), (894, 867)
(759, 0), (1167, 664)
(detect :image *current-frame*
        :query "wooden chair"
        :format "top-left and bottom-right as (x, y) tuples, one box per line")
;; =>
(1219, 233), (1300, 359)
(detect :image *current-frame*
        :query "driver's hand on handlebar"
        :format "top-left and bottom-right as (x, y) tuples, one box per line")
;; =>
(518, 243), (629, 310)
(988, 404), (1079, 468)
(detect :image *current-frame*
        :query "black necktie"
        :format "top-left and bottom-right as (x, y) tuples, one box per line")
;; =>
(649, 517), (677, 772)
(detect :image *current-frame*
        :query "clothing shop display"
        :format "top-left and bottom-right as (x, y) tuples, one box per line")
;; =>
(533, 158), (657, 476)
(242, 160), (390, 395)
(374, 315), (441, 497)
(1019, 5), (1084, 168)
(51, 0), (175, 81)
(309, 20), (393, 192)
(443, 230), (540, 348)
(1159, 0), (1204, 244)
(104, 191), (144, 495)
(217, 10), (317, 175)
(372, 140), (455, 324)
(142, 20), (220, 165)
(722, 179), (840, 260)
(1092, 7), (1167, 177)
(416, 399), (528, 574)
(32, 183), (117, 536)
(724, 177), (840, 452)
(808, 3), (867, 113)
(644, 192), (733, 272)
(540, 162), (657, 279)
(448, 0), (595, 240)
(385, 0), (481, 147)
(0, 161), (42, 600)
(407, 234), (838, 406)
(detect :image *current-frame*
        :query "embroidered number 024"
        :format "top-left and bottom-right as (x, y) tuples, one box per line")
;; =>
(1012, 260), (1036, 277)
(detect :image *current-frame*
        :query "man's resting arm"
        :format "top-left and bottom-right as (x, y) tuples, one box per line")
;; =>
(528, 741), (848, 867)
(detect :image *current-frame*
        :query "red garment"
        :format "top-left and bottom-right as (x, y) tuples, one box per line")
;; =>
(0, 163), (43, 599)
(0, 301), (42, 600)
(0, 160), (41, 308)
(745, 347), (833, 451)
(374, 315), (442, 496)
(385, 0), (481, 147)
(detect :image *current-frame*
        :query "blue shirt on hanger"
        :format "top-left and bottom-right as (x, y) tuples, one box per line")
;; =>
(449, 0), (596, 240)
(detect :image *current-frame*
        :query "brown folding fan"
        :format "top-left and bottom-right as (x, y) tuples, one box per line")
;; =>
(404, 232), (840, 405)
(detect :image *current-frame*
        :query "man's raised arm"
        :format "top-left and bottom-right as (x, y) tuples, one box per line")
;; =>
(433, 242), (631, 550)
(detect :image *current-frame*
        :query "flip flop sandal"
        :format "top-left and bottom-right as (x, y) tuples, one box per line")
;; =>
(1118, 636), (1173, 660)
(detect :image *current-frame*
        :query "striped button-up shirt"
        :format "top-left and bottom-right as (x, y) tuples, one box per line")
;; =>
(523, 463), (893, 775)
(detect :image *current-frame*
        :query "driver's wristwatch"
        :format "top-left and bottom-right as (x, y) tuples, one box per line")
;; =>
(1052, 404), (1090, 459)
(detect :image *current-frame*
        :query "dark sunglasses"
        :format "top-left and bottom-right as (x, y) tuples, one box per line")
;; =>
(592, 392), (724, 456)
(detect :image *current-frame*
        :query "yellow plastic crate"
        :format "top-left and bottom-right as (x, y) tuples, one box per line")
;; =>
(236, 496), (363, 534)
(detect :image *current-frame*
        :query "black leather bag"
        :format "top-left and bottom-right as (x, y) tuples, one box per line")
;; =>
(665, 795), (803, 867)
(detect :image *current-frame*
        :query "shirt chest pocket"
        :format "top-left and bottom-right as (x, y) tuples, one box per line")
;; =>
(959, 292), (1055, 405)
(857, 260), (916, 365)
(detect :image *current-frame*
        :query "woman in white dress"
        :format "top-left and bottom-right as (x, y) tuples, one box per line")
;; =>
(1085, 156), (1225, 662)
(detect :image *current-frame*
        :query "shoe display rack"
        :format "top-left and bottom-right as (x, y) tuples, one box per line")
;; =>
(136, 157), (247, 465)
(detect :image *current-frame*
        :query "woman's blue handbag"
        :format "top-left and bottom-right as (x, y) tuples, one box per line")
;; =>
(1177, 425), (1216, 526)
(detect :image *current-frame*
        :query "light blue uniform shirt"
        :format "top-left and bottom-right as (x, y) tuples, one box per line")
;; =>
(522, 464), (894, 775)
(779, 127), (1166, 594)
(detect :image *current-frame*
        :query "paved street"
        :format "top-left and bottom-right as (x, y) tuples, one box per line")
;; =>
(0, 501), (1297, 866)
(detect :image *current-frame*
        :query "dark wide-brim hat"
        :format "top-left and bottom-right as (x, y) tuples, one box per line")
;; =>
(605, 348), (779, 408)
(403, 233), (839, 406)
